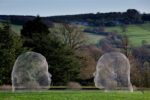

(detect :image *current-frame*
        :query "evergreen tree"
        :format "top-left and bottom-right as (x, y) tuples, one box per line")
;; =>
(21, 16), (81, 85)
(21, 16), (49, 48)
(0, 22), (27, 85)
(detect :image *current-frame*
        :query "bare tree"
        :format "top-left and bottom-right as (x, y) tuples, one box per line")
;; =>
(120, 24), (130, 57)
(59, 23), (86, 50)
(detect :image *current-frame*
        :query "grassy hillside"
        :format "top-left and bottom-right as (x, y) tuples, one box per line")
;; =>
(11, 24), (22, 35)
(0, 21), (22, 36)
(105, 23), (150, 46)
(85, 32), (104, 44)
(0, 91), (149, 100)
(78, 23), (150, 46)
(1, 20), (150, 47)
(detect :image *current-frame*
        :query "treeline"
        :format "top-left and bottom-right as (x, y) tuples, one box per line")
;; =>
(49, 9), (145, 26)
(0, 9), (150, 26)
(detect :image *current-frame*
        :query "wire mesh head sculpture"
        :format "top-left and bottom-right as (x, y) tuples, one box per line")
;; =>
(94, 52), (133, 92)
(95, 33), (133, 91)
(12, 52), (51, 91)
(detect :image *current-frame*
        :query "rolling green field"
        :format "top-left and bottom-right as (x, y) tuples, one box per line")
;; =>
(76, 23), (150, 46)
(85, 32), (104, 44)
(0, 90), (150, 100)
(0, 22), (22, 36)
(11, 24), (22, 35)
(105, 23), (150, 46)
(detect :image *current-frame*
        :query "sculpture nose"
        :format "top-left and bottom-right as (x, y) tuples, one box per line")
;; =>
(93, 72), (96, 77)
(49, 73), (52, 78)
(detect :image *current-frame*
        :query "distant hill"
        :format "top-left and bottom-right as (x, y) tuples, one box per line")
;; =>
(0, 9), (150, 26)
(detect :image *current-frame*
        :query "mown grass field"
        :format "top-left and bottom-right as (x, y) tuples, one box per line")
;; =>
(85, 32), (104, 44)
(80, 23), (150, 46)
(11, 24), (22, 35)
(105, 23), (150, 46)
(0, 21), (22, 36)
(0, 90), (150, 100)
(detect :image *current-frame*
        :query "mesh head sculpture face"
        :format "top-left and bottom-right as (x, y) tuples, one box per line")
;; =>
(94, 52), (133, 91)
(12, 52), (51, 91)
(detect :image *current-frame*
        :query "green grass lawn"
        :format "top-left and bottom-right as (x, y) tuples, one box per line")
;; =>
(0, 90), (149, 100)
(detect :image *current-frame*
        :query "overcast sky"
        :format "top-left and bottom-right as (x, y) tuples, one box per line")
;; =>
(0, 0), (150, 16)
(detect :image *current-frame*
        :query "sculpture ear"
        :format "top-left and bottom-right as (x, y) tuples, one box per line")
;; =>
(13, 76), (18, 86)
(14, 77), (17, 82)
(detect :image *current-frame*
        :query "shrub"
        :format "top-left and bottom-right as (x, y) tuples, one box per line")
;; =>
(0, 85), (12, 90)
(67, 82), (82, 90)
